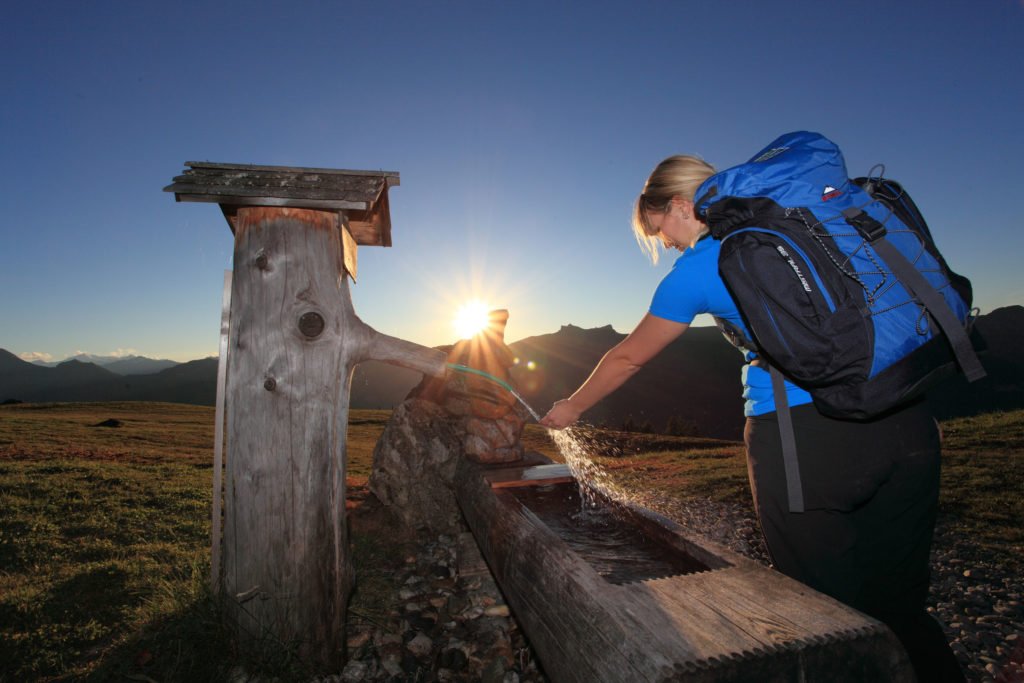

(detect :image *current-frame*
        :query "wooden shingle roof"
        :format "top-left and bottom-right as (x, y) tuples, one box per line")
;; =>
(164, 161), (399, 246)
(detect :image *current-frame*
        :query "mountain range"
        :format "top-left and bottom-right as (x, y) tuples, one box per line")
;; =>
(3, 305), (1022, 440)
(30, 353), (178, 375)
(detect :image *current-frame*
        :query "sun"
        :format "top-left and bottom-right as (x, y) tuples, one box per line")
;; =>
(453, 300), (491, 339)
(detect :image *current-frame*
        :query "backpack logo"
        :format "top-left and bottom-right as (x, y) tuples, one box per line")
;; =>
(821, 185), (842, 201)
(775, 245), (812, 293)
(753, 146), (789, 163)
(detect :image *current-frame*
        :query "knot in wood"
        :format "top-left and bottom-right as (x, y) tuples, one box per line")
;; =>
(255, 252), (269, 271)
(263, 378), (277, 391)
(298, 311), (325, 339)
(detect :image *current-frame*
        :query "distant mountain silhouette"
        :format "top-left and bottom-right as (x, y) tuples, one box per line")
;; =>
(507, 324), (746, 439)
(31, 353), (178, 375)
(927, 305), (1024, 418)
(0, 351), (218, 405)
(2, 306), (1021, 434)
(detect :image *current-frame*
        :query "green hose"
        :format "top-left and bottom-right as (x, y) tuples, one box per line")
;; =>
(446, 363), (517, 394)
(445, 362), (542, 422)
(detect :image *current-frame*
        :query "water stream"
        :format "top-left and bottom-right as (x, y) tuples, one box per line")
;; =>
(444, 363), (716, 581)
(446, 363), (620, 510)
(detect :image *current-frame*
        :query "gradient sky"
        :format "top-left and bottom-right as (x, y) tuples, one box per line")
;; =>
(3, 0), (1022, 363)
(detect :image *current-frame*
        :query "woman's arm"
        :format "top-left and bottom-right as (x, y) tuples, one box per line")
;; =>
(540, 313), (689, 429)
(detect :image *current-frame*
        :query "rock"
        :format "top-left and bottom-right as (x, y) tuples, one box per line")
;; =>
(368, 399), (464, 533)
(340, 659), (368, 682)
(467, 418), (511, 446)
(481, 656), (507, 683)
(380, 651), (403, 677)
(407, 633), (434, 658)
(440, 644), (469, 671)
(485, 605), (511, 618)
(346, 630), (371, 650)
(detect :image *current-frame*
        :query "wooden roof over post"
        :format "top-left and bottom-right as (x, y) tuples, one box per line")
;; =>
(163, 161), (399, 246)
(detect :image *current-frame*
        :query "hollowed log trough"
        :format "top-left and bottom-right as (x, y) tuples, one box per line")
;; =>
(455, 460), (913, 682)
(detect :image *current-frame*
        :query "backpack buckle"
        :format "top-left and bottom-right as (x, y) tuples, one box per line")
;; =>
(842, 207), (887, 242)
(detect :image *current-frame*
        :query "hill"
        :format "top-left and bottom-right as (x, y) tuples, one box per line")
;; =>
(2, 306), (1022, 437)
(31, 352), (178, 375)
(0, 353), (218, 405)
(508, 324), (745, 439)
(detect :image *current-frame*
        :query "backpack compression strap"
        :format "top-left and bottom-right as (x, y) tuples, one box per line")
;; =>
(842, 208), (987, 383)
(769, 365), (805, 513)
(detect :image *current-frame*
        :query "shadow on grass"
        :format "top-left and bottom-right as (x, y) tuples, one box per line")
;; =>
(76, 584), (328, 683)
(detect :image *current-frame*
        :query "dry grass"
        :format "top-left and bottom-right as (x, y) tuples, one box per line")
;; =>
(1, 401), (1020, 681)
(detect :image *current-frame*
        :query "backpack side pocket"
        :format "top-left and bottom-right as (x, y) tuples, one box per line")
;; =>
(719, 229), (871, 388)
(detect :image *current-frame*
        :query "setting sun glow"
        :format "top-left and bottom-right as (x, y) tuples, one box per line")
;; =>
(453, 300), (491, 339)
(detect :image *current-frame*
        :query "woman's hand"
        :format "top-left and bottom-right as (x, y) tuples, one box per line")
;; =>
(540, 399), (582, 430)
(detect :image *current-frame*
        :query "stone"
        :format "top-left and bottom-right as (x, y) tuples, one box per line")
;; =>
(441, 645), (469, 671)
(407, 633), (434, 657)
(341, 659), (368, 682)
(346, 630), (371, 650)
(380, 652), (403, 677)
(485, 605), (511, 618)
(368, 398), (464, 533)
(481, 655), (507, 683)
(494, 415), (523, 446)
(464, 434), (493, 459)
(467, 417), (510, 446)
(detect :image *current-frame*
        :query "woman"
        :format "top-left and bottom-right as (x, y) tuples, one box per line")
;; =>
(540, 154), (964, 681)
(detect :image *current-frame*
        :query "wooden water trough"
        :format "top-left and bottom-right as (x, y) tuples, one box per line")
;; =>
(454, 458), (914, 682)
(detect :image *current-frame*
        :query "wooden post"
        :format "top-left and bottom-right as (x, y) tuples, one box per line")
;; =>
(166, 165), (445, 668)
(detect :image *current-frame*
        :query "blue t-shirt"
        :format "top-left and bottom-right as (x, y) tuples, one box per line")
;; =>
(648, 236), (813, 417)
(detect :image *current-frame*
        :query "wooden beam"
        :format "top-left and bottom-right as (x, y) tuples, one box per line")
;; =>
(167, 186), (371, 206)
(341, 218), (358, 282)
(184, 161), (400, 183)
(221, 205), (444, 668)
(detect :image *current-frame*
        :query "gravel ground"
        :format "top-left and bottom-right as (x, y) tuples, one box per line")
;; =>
(333, 492), (1022, 683)
(640, 494), (1024, 683)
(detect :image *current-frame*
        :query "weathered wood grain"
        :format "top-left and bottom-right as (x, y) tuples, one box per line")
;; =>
(184, 161), (400, 182)
(455, 460), (915, 682)
(221, 206), (444, 667)
(165, 161), (398, 247)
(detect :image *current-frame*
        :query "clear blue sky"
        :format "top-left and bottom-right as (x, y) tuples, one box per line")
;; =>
(3, 0), (1022, 362)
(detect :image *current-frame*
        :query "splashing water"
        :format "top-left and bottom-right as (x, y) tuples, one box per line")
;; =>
(549, 425), (633, 514)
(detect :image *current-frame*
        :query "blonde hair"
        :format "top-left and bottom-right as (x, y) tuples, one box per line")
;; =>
(632, 155), (716, 264)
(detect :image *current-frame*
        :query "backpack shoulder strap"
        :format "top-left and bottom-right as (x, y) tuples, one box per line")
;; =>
(841, 208), (986, 382)
(769, 365), (805, 514)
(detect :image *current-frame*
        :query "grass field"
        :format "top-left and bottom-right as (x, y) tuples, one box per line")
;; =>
(1, 402), (1021, 681)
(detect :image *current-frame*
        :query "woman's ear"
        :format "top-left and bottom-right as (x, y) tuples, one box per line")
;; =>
(671, 197), (694, 218)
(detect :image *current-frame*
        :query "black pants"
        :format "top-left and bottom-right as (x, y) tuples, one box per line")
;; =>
(745, 400), (964, 682)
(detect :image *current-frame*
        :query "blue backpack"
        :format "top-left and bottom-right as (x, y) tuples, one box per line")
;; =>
(694, 131), (985, 511)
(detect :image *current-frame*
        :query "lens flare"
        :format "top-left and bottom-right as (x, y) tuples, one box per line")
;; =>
(453, 300), (491, 339)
